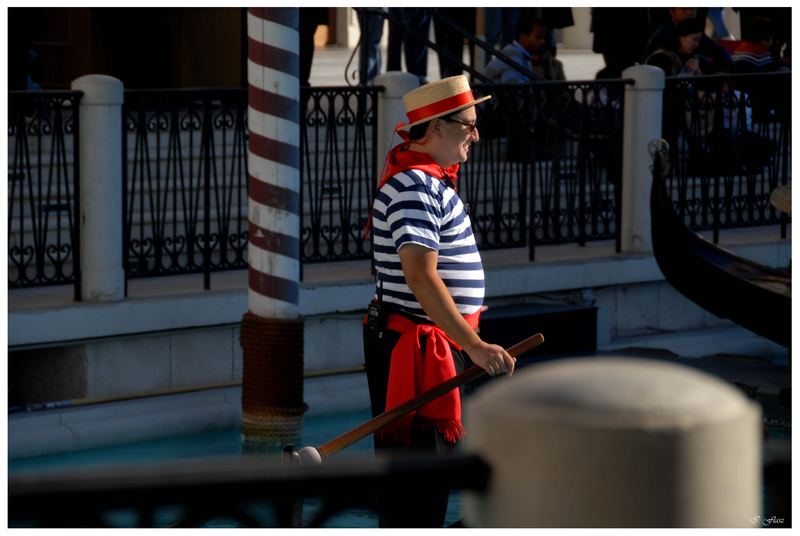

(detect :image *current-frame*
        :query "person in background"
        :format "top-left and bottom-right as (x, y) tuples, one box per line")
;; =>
(674, 18), (705, 75)
(386, 7), (404, 72)
(485, 13), (565, 83)
(646, 17), (706, 77)
(395, 8), (432, 84)
(433, 8), (476, 79)
(644, 7), (733, 74)
(735, 7), (791, 68)
(591, 8), (654, 79)
(733, 17), (787, 73)
(299, 8), (329, 87)
(483, 8), (520, 66)
(364, 75), (514, 527)
(731, 16), (789, 126)
(357, 8), (385, 83)
(528, 7), (574, 58)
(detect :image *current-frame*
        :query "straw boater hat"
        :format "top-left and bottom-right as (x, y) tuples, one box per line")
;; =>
(397, 75), (491, 131)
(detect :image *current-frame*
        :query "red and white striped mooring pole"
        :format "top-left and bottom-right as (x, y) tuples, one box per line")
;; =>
(241, 8), (304, 447)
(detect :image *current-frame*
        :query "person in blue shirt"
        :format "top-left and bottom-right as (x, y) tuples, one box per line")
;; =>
(485, 13), (565, 83)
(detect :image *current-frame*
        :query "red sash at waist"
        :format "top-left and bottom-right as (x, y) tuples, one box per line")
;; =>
(377, 309), (480, 444)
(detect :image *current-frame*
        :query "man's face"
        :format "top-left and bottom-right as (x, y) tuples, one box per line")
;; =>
(521, 22), (547, 62)
(438, 106), (479, 165)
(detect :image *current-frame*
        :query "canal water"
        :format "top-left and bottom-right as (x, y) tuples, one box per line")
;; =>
(9, 408), (464, 528)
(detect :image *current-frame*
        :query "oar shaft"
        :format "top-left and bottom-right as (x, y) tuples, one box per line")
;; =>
(317, 332), (544, 459)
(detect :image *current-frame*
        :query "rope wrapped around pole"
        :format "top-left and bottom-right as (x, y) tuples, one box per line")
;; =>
(240, 313), (306, 443)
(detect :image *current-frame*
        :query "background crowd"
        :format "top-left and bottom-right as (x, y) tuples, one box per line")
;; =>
(299, 7), (791, 87)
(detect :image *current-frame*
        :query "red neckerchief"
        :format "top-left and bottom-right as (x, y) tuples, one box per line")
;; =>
(368, 310), (481, 445)
(365, 125), (460, 237)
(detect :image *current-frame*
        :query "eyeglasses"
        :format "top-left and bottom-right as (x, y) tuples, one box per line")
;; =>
(443, 117), (478, 134)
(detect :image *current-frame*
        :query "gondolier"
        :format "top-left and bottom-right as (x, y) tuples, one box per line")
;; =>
(363, 75), (515, 527)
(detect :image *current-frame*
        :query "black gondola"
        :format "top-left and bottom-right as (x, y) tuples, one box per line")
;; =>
(650, 147), (791, 348)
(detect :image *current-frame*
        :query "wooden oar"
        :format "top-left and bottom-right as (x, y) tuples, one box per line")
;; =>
(297, 332), (545, 463)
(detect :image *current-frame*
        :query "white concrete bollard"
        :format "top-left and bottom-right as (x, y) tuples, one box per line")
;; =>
(462, 357), (761, 528)
(374, 71), (419, 182)
(71, 75), (125, 302)
(620, 65), (664, 254)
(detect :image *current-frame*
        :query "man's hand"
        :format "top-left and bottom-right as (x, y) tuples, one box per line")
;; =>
(464, 340), (516, 377)
(398, 244), (515, 377)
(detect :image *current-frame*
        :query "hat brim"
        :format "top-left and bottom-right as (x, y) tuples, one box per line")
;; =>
(396, 95), (492, 131)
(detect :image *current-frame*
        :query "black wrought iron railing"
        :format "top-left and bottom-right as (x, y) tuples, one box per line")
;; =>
(123, 89), (250, 290)
(8, 91), (82, 298)
(468, 80), (628, 259)
(662, 72), (791, 243)
(300, 86), (380, 264)
(10, 73), (789, 293)
(122, 86), (380, 287)
(9, 452), (489, 528)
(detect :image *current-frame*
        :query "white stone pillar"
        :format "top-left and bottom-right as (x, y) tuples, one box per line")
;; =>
(70, 75), (125, 302)
(462, 357), (761, 528)
(374, 71), (419, 182)
(620, 65), (664, 253)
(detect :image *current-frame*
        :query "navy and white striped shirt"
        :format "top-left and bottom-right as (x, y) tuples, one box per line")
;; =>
(371, 169), (484, 321)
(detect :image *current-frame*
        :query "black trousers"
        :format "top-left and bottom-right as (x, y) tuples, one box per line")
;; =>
(363, 324), (468, 528)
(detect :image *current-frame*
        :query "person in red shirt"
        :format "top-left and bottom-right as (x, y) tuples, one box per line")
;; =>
(733, 17), (788, 73)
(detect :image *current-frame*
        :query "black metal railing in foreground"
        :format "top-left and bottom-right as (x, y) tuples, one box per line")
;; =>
(9, 452), (489, 528)
(123, 89), (250, 291)
(469, 80), (628, 259)
(662, 72), (791, 243)
(8, 91), (82, 297)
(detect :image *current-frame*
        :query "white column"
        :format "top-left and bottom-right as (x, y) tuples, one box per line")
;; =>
(71, 75), (125, 302)
(374, 71), (419, 182)
(620, 65), (664, 253)
(462, 357), (761, 528)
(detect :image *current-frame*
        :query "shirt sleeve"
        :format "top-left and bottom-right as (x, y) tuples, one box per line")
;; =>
(500, 68), (528, 84)
(384, 176), (443, 252)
